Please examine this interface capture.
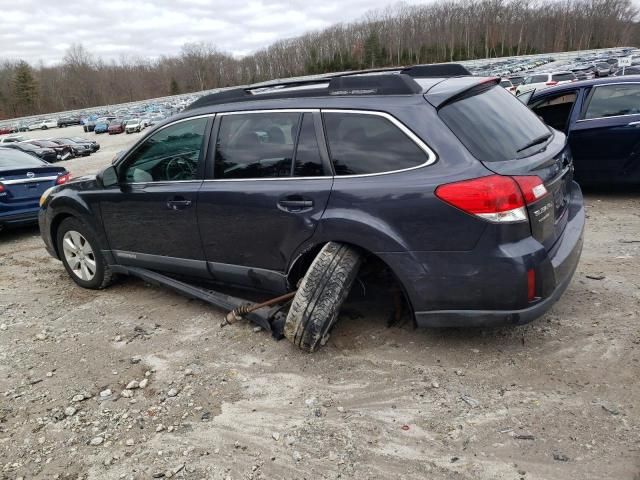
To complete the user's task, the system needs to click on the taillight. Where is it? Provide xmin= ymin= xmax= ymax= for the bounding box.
xmin=0 ymin=182 xmax=5 ymax=193
xmin=545 ymin=81 xmax=558 ymax=86
xmin=56 ymin=173 xmax=71 ymax=185
xmin=435 ymin=175 xmax=547 ymax=223
xmin=527 ymin=269 xmax=537 ymax=302
xmin=512 ymin=176 xmax=548 ymax=204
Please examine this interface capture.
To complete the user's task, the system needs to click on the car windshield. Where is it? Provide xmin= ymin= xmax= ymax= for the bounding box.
xmin=0 ymin=149 xmax=46 ymax=168
xmin=439 ymin=84 xmax=552 ymax=162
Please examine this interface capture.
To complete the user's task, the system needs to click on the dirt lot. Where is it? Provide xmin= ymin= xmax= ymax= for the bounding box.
xmin=1 ymin=126 xmax=639 ymax=479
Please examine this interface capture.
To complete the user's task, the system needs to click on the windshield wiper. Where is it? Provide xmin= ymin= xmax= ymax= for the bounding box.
xmin=516 ymin=133 xmax=552 ymax=153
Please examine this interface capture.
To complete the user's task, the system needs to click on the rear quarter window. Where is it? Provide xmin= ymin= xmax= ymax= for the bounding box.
xmin=323 ymin=112 xmax=428 ymax=175
xmin=439 ymin=84 xmax=552 ymax=162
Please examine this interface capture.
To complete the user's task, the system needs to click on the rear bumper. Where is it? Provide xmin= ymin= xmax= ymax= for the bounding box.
xmin=384 ymin=182 xmax=585 ymax=328
xmin=0 ymin=210 xmax=39 ymax=228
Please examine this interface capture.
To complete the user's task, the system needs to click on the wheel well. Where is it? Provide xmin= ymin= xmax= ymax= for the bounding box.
xmin=50 ymin=213 xmax=74 ymax=258
xmin=287 ymin=242 xmax=415 ymax=318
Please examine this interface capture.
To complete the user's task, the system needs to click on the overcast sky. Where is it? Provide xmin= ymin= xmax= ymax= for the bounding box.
xmin=0 ymin=0 xmax=427 ymax=66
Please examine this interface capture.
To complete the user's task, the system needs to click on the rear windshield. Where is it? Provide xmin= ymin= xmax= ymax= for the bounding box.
xmin=0 ymin=149 xmax=46 ymax=168
xmin=529 ymin=75 xmax=549 ymax=83
xmin=439 ymin=85 xmax=551 ymax=162
xmin=552 ymin=73 xmax=576 ymax=82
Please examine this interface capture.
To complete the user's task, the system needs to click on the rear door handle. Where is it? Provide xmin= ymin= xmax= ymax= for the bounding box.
xmin=166 ymin=198 xmax=192 ymax=210
xmin=277 ymin=197 xmax=314 ymax=213
xmin=627 ymin=121 xmax=640 ymax=126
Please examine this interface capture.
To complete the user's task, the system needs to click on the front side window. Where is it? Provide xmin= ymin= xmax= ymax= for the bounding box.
xmin=323 ymin=112 xmax=427 ymax=175
xmin=531 ymin=92 xmax=577 ymax=131
xmin=122 ymin=117 xmax=208 ymax=183
xmin=214 ymin=112 xmax=300 ymax=179
xmin=584 ymin=84 xmax=640 ymax=119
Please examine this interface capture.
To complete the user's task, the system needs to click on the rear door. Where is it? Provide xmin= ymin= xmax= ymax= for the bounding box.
xmin=197 ymin=110 xmax=332 ymax=292
xmin=100 ymin=116 xmax=212 ymax=276
xmin=569 ymin=82 xmax=640 ymax=184
xmin=438 ymin=84 xmax=573 ymax=251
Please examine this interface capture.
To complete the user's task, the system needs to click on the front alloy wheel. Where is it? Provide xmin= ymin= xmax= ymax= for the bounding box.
xmin=56 ymin=217 xmax=113 ymax=289
xmin=62 ymin=231 xmax=96 ymax=281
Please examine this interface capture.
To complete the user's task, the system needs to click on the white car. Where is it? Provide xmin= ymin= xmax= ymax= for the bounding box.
xmin=515 ymin=72 xmax=577 ymax=96
xmin=28 ymin=119 xmax=57 ymax=130
xmin=125 ymin=119 xmax=143 ymax=134
xmin=499 ymin=78 xmax=517 ymax=95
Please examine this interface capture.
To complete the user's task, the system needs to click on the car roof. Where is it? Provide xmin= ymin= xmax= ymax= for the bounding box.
xmin=182 ymin=76 xmax=497 ymax=118
xmin=531 ymin=75 xmax=640 ymax=99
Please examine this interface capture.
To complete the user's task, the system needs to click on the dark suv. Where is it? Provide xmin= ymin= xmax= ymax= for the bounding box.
xmin=38 ymin=65 xmax=585 ymax=352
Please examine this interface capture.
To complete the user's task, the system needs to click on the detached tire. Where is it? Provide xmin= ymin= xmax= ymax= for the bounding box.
xmin=56 ymin=217 xmax=113 ymax=290
xmin=284 ymin=242 xmax=362 ymax=352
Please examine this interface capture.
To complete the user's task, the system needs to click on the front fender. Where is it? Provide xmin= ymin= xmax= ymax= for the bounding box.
xmin=43 ymin=186 xmax=110 ymax=257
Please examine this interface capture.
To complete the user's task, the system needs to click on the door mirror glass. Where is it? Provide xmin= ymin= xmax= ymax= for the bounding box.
xmin=99 ymin=165 xmax=119 ymax=188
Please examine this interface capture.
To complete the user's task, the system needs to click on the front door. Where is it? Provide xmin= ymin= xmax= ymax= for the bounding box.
xmin=100 ymin=116 xmax=213 ymax=276
xmin=197 ymin=110 xmax=333 ymax=292
xmin=570 ymin=83 xmax=640 ymax=184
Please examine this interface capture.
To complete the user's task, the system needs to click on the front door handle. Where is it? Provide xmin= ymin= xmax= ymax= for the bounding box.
xmin=166 ymin=198 xmax=192 ymax=210
xmin=627 ymin=121 xmax=640 ymax=127
xmin=277 ymin=196 xmax=314 ymax=213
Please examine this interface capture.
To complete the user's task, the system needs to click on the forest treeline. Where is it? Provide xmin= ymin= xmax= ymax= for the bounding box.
xmin=1 ymin=0 xmax=638 ymax=118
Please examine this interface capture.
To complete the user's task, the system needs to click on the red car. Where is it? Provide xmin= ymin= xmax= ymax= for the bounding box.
xmin=0 ymin=125 xmax=13 ymax=135
xmin=108 ymin=120 xmax=125 ymax=135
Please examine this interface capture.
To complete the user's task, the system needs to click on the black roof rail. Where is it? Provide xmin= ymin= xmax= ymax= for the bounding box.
xmin=402 ymin=63 xmax=472 ymax=77
xmin=328 ymin=74 xmax=421 ymax=95
xmin=186 ymin=63 xmax=471 ymax=110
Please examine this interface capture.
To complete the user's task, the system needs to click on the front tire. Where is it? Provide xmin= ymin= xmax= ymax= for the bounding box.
xmin=284 ymin=242 xmax=362 ymax=352
xmin=56 ymin=218 xmax=113 ymax=289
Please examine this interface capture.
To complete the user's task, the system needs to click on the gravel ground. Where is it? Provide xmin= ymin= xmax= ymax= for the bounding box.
xmin=1 ymin=125 xmax=639 ymax=479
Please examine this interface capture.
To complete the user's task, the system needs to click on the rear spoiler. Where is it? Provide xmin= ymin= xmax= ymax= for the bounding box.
xmin=424 ymin=77 xmax=500 ymax=108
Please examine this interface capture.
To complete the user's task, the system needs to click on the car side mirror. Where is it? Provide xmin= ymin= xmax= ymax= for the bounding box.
xmin=98 ymin=165 xmax=119 ymax=188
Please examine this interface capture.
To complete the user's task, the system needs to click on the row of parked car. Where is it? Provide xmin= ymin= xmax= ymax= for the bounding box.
xmin=0 ymin=96 xmax=199 ymax=137
xmin=0 ymin=135 xmax=99 ymax=162
xmin=83 ymin=115 xmax=162 ymax=135
xmin=495 ymin=49 xmax=640 ymax=97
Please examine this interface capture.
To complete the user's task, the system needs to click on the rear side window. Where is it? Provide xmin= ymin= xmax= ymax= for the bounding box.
xmin=215 ymin=112 xmax=300 ymax=179
xmin=552 ymin=73 xmax=576 ymax=82
xmin=439 ymin=85 xmax=551 ymax=162
xmin=584 ymin=84 xmax=640 ymax=119
xmin=323 ymin=112 xmax=427 ymax=175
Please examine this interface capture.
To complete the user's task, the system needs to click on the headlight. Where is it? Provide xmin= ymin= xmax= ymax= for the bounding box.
xmin=39 ymin=187 xmax=55 ymax=207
